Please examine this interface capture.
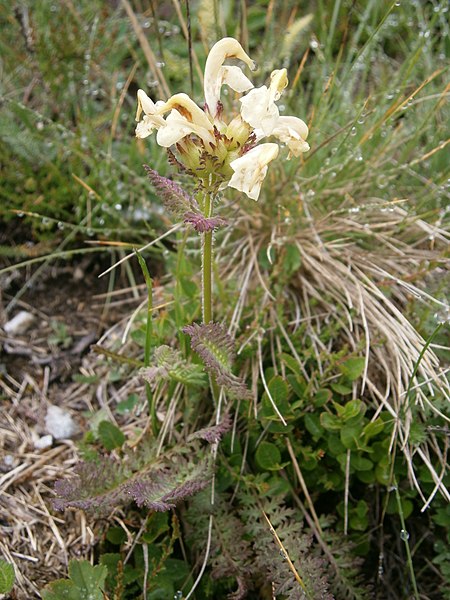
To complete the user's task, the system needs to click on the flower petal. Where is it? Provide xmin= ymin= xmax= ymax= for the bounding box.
xmin=135 ymin=90 xmax=166 ymax=138
xmin=228 ymin=143 xmax=279 ymax=201
xmin=204 ymin=37 xmax=256 ymax=117
xmin=155 ymin=110 xmax=201 ymax=147
xmin=156 ymin=93 xmax=215 ymax=147
xmin=136 ymin=115 xmax=159 ymax=139
xmin=240 ymin=86 xmax=279 ymax=135
xmin=220 ymin=66 xmax=254 ymax=93
xmin=239 ymin=68 xmax=289 ymax=136
xmin=271 ymin=116 xmax=310 ymax=157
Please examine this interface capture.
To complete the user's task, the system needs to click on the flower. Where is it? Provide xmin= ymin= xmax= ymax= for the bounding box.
xmin=271 ymin=116 xmax=310 ymax=157
xmin=239 ymin=69 xmax=289 ymax=135
xmin=135 ymin=37 xmax=309 ymax=200
xmin=203 ymin=37 xmax=256 ymax=118
xmin=228 ymin=143 xmax=279 ymax=201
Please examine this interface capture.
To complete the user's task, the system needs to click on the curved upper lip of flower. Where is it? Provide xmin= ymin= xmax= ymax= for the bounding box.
xmin=203 ymin=37 xmax=257 ymax=118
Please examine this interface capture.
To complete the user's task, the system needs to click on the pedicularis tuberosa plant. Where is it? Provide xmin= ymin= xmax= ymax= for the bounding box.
xmin=53 ymin=38 xmax=310 ymax=523
xmin=136 ymin=37 xmax=309 ymax=404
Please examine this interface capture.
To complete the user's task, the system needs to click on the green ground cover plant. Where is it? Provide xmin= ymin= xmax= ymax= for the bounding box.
xmin=1 ymin=1 xmax=449 ymax=599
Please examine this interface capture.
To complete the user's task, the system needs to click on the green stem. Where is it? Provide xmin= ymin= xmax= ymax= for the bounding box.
xmin=202 ymin=193 xmax=213 ymax=325
xmin=393 ymin=479 xmax=420 ymax=600
xmin=201 ymin=192 xmax=220 ymax=402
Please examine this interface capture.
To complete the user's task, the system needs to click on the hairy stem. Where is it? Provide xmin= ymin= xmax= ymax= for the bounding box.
xmin=201 ymin=191 xmax=220 ymax=403
xmin=202 ymin=193 xmax=213 ymax=324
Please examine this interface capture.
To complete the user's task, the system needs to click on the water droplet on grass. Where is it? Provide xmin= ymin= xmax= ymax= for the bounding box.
xmin=400 ymin=529 xmax=409 ymax=541
xmin=377 ymin=175 xmax=387 ymax=189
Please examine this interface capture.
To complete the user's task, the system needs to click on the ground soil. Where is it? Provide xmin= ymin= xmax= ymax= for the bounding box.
xmin=0 ymin=254 xmax=142 ymax=598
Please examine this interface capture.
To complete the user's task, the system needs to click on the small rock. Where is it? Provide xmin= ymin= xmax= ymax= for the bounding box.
xmin=45 ymin=405 xmax=77 ymax=439
xmin=34 ymin=434 xmax=54 ymax=450
xmin=3 ymin=311 xmax=35 ymax=335
xmin=3 ymin=455 xmax=14 ymax=467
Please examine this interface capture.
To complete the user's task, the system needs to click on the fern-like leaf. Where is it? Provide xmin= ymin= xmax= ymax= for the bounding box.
xmin=53 ymin=439 xmax=212 ymax=517
xmin=240 ymin=495 xmax=333 ymax=600
xmin=182 ymin=322 xmax=252 ymax=400
xmin=189 ymin=414 xmax=233 ymax=444
xmin=143 ymin=165 xmax=195 ymax=218
xmin=141 ymin=345 xmax=206 ymax=387
xmin=127 ymin=458 xmax=211 ymax=511
xmin=184 ymin=212 xmax=228 ymax=232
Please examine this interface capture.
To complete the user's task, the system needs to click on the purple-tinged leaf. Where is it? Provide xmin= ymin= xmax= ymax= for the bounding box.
xmin=184 ymin=212 xmax=228 ymax=233
xmin=189 ymin=414 xmax=233 ymax=444
xmin=143 ymin=165 xmax=195 ymax=218
xmin=182 ymin=323 xmax=252 ymax=400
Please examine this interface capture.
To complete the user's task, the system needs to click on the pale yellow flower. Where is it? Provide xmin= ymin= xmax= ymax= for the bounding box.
xmin=271 ymin=116 xmax=310 ymax=157
xmin=203 ymin=37 xmax=256 ymax=118
xmin=135 ymin=38 xmax=309 ymax=199
xmin=228 ymin=143 xmax=279 ymax=201
xmin=239 ymin=69 xmax=289 ymax=135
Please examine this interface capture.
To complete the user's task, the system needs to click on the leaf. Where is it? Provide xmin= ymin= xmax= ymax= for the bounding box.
xmin=41 ymin=560 xmax=107 ymax=600
xmin=255 ymin=442 xmax=282 ymax=470
xmin=0 ymin=559 xmax=15 ymax=594
xmin=262 ymin=376 xmax=291 ymax=419
xmin=331 ymin=382 xmax=352 ymax=395
xmin=183 ymin=322 xmax=251 ymax=399
xmin=69 ymin=561 xmax=108 ymax=598
xmin=116 ymin=393 xmax=139 ymax=415
xmin=339 ymin=357 xmax=366 ymax=381
xmin=281 ymin=352 xmax=303 ymax=376
xmin=342 ymin=399 xmax=365 ymax=421
xmin=268 ymin=376 xmax=289 ymax=404
xmin=143 ymin=165 xmax=194 ymax=218
xmin=362 ymin=418 xmax=385 ymax=441
xmin=320 ymin=412 xmax=341 ymax=431
xmin=314 ymin=388 xmax=332 ymax=407
xmin=304 ymin=413 xmax=323 ymax=438
xmin=106 ymin=527 xmax=127 ymax=545
xmin=351 ymin=455 xmax=373 ymax=471
xmin=41 ymin=580 xmax=79 ymax=600
xmin=98 ymin=420 xmax=126 ymax=451
xmin=283 ymin=244 xmax=302 ymax=275
xmin=340 ymin=424 xmax=361 ymax=449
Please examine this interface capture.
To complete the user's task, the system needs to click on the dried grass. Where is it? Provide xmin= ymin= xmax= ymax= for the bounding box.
xmin=224 ymin=199 xmax=450 ymax=505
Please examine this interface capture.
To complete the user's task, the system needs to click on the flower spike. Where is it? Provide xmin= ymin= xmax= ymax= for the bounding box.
xmin=135 ymin=37 xmax=309 ymax=201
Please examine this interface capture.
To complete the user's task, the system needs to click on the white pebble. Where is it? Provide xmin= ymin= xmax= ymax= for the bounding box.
xmin=34 ymin=434 xmax=54 ymax=450
xmin=45 ymin=405 xmax=77 ymax=439
xmin=3 ymin=311 xmax=35 ymax=335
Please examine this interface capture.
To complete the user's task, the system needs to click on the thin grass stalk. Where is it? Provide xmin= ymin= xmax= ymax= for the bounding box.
xmin=393 ymin=480 xmax=420 ymax=600
xmin=135 ymin=250 xmax=157 ymax=434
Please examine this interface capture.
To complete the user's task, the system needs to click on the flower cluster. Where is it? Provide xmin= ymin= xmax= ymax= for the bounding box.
xmin=135 ymin=37 xmax=309 ymax=201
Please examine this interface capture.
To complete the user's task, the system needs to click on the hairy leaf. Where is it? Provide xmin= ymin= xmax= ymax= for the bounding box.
xmin=183 ymin=322 xmax=252 ymax=400
xmin=127 ymin=459 xmax=212 ymax=511
xmin=53 ymin=438 xmax=212 ymax=516
xmin=143 ymin=165 xmax=195 ymax=218
xmin=184 ymin=212 xmax=228 ymax=232
xmin=189 ymin=414 xmax=233 ymax=444
xmin=141 ymin=345 xmax=206 ymax=387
